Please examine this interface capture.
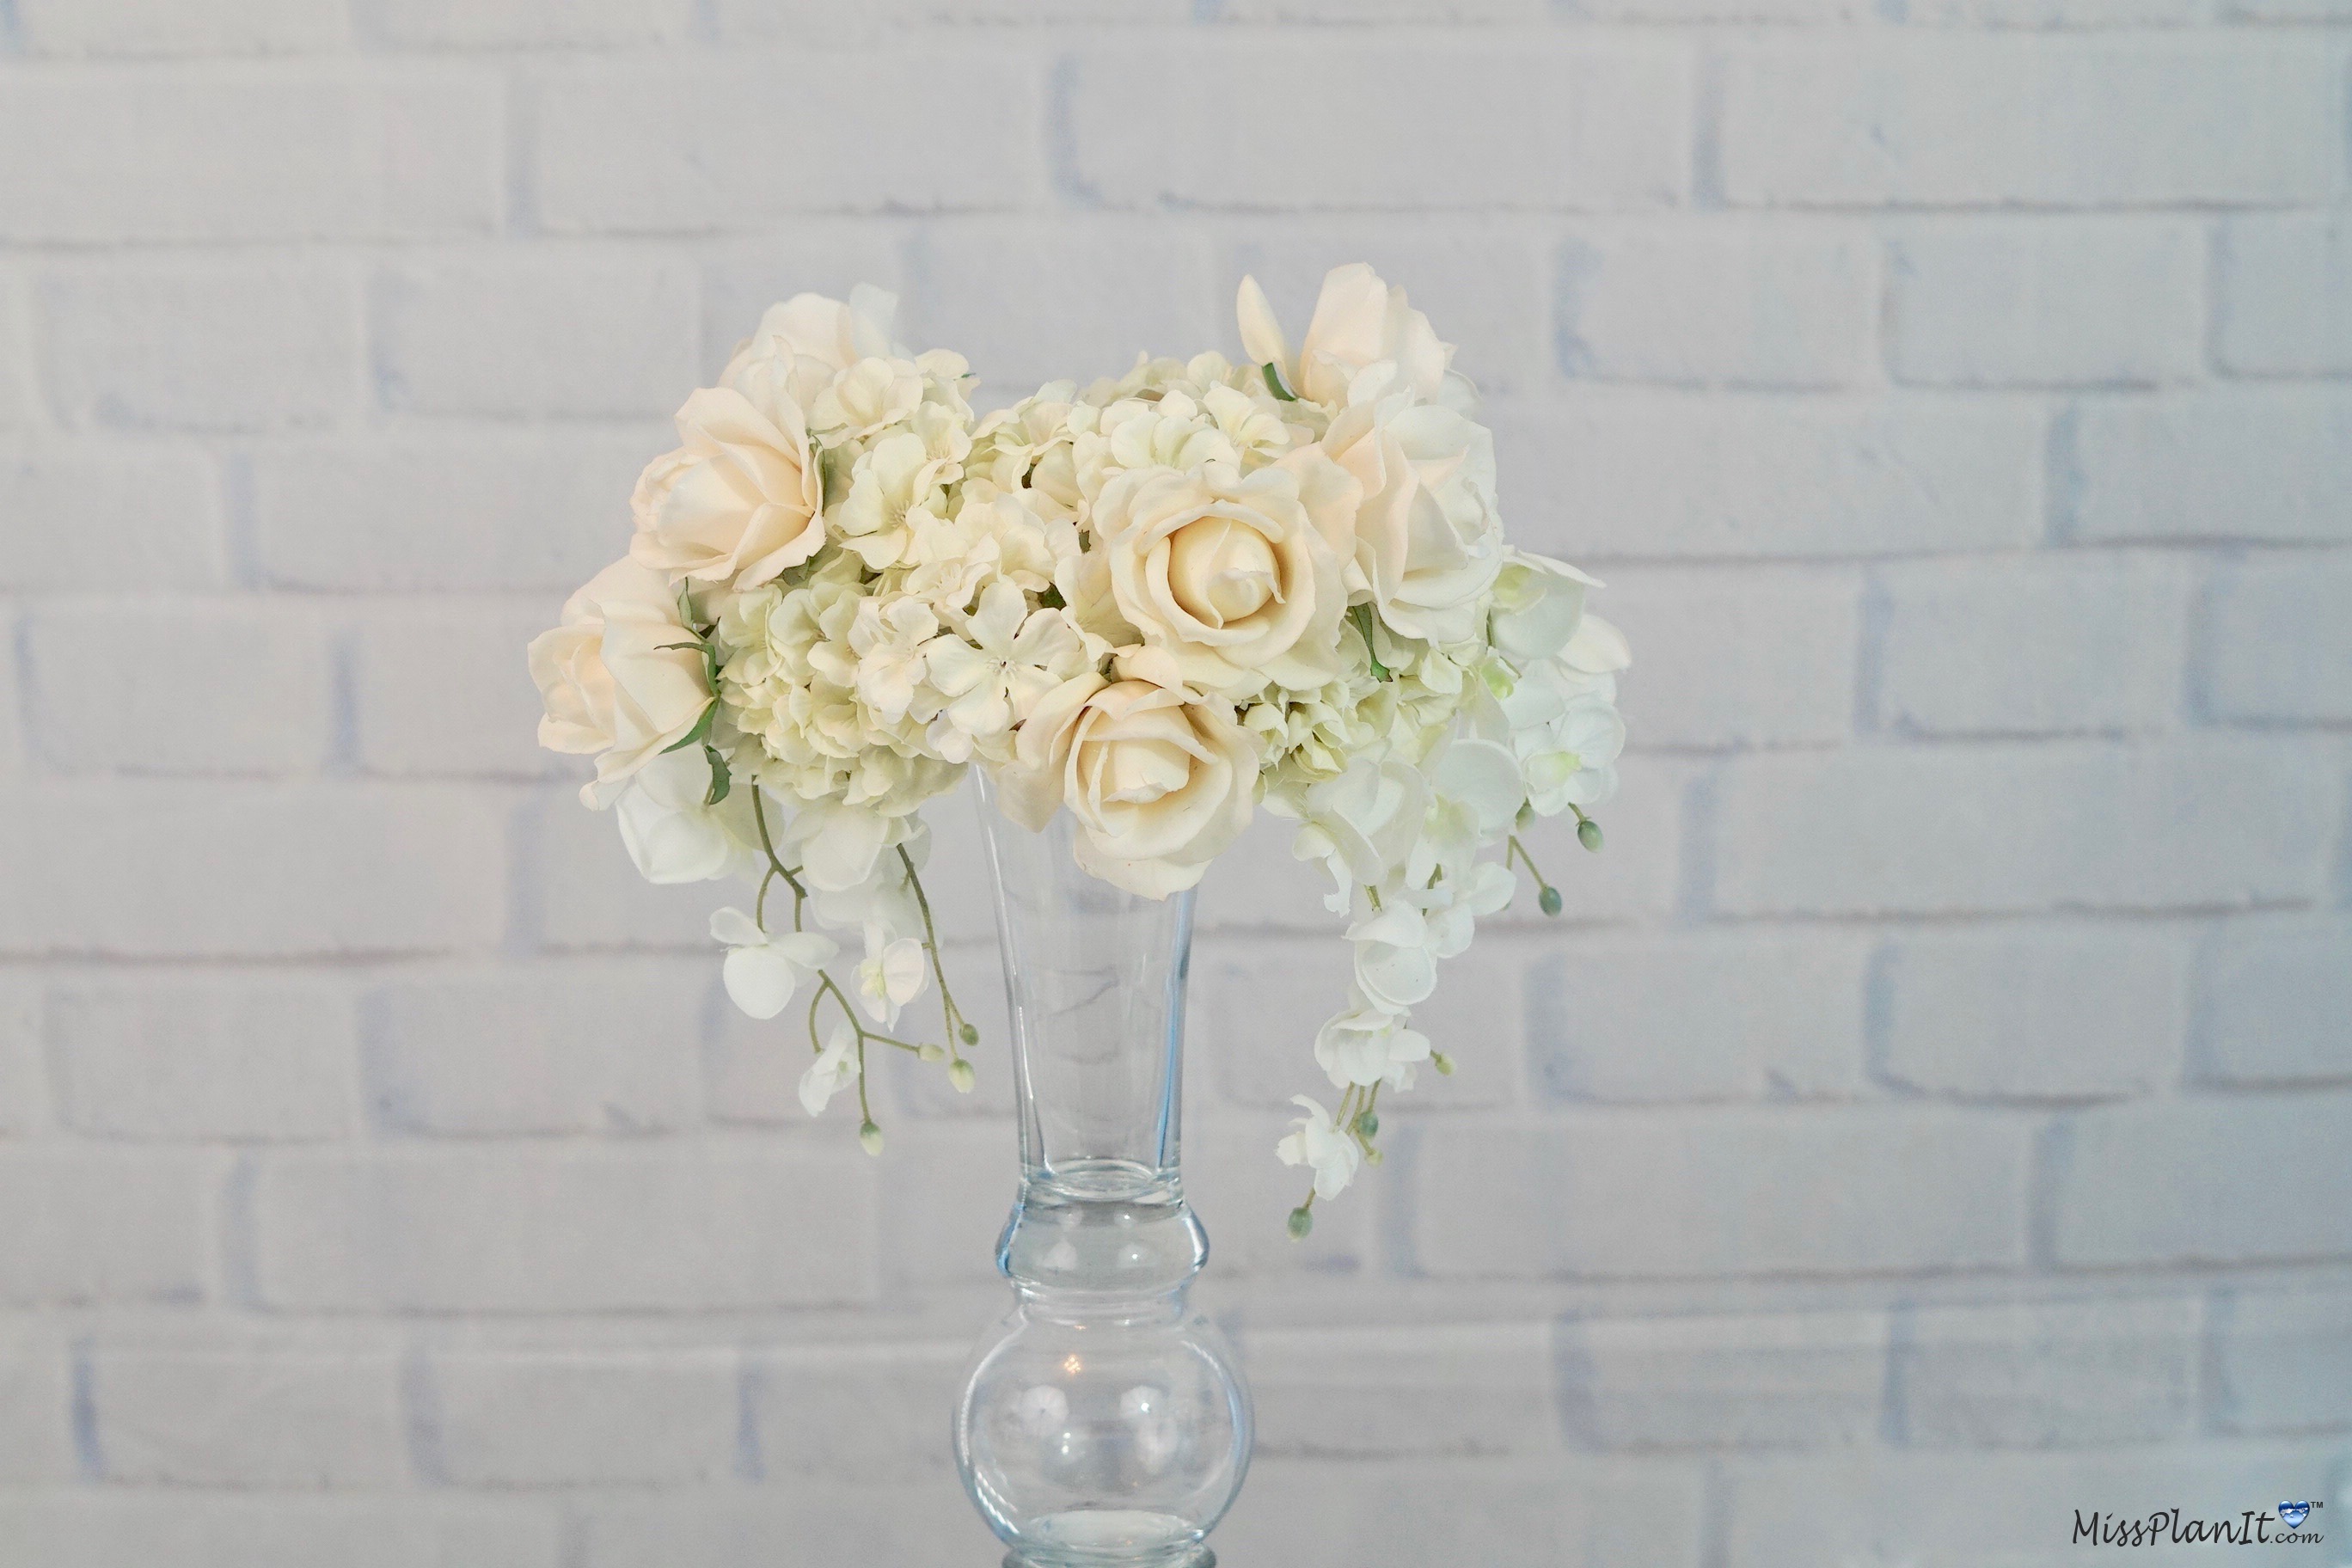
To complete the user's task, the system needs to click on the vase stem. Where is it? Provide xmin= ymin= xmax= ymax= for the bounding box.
xmin=955 ymin=783 xmax=1251 ymax=1568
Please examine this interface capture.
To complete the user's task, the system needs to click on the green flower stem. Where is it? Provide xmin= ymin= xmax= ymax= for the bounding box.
xmin=748 ymin=788 xmax=809 ymax=931
xmin=897 ymin=846 xmax=972 ymax=1059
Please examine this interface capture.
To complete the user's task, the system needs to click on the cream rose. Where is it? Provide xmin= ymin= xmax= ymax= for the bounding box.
xmin=721 ymin=285 xmax=898 ymax=408
xmin=629 ymin=386 xmax=824 ymax=589
xmin=528 ymin=557 xmax=713 ymax=807
xmin=1319 ymin=396 xmax=1504 ymax=646
xmin=1094 ymin=463 xmax=1345 ymax=695
xmin=1237 ymin=263 xmax=1455 ymax=408
xmin=995 ymin=674 xmax=1257 ymax=898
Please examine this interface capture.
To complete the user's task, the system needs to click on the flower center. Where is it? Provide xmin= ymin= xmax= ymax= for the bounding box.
xmin=1167 ymin=515 xmax=1278 ymax=628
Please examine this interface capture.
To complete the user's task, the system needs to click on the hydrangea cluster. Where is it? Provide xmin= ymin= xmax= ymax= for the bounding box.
xmin=530 ymin=267 xmax=1629 ymax=1222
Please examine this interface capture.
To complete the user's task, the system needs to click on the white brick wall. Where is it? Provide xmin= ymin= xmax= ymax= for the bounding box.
xmin=0 ymin=3 xmax=2343 ymax=1562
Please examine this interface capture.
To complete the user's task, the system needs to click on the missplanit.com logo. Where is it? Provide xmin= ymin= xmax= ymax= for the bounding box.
xmin=2073 ymin=1500 xmax=2324 ymax=1547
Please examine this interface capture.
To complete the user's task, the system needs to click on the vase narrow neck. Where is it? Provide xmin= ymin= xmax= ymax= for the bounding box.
xmin=977 ymin=784 xmax=1196 ymax=1194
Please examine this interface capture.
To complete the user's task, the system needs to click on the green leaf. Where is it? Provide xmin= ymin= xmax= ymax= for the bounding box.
xmin=1351 ymin=603 xmax=1391 ymax=682
xmin=702 ymin=744 xmax=732 ymax=806
xmin=1261 ymin=362 xmax=1299 ymax=402
xmin=660 ymin=701 xmax=717 ymax=754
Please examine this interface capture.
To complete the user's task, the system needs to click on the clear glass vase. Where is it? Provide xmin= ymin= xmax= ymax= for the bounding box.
xmin=955 ymin=786 xmax=1253 ymax=1568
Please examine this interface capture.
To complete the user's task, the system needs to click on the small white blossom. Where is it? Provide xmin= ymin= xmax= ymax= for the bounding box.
xmin=709 ymin=908 xmax=836 ymax=1020
xmin=1314 ymin=1008 xmax=1432 ymax=1091
xmin=855 ymin=924 xmax=927 ymax=1027
xmin=798 ymin=1020 xmax=861 ymax=1117
xmin=1275 ymin=1095 xmax=1362 ymax=1202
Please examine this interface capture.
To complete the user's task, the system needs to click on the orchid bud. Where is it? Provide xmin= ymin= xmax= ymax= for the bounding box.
xmin=1286 ymin=1206 xmax=1314 ymax=1240
xmin=950 ymin=1058 xmax=977 ymax=1093
xmin=1432 ymin=1051 xmax=1455 ymax=1076
xmin=1577 ymin=818 xmax=1604 ymax=853
xmin=859 ymin=1121 xmax=885 ymax=1156
xmin=1538 ymin=885 xmax=1564 ymax=916
xmin=959 ymin=1021 xmax=980 ymax=1046
xmin=919 ymin=1043 xmax=946 ymax=1063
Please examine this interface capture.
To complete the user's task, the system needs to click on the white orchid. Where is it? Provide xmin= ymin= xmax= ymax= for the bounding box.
xmin=1345 ymin=902 xmax=1440 ymax=1014
xmin=709 ymin=908 xmax=837 ymax=1020
xmin=1284 ymin=757 xmax=1429 ymax=914
xmin=855 ymin=924 xmax=927 ymax=1027
xmin=1314 ymin=1008 xmax=1432 ymax=1092
xmin=798 ymin=1020 xmax=862 ymax=1117
xmin=1275 ymin=1095 xmax=1363 ymax=1203
xmin=614 ymin=748 xmax=755 ymax=885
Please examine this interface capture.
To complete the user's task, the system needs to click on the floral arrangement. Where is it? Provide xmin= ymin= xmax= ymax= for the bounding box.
xmin=529 ymin=266 xmax=1629 ymax=1230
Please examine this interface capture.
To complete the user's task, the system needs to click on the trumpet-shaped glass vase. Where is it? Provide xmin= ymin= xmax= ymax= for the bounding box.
xmin=955 ymin=790 xmax=1252 ymax=1568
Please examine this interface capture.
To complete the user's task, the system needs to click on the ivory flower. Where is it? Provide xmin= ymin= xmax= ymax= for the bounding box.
xmin=997 ymin=674 xmax=1258 ymax=899
xmin=1285 ymin=757 xmax=1428 ymax=913
xmin=615 ymin=748 xmax=755 ymax=884
xmin=629 ymin=386 xmax=824 ymax=588
xmin=1237 ymin=263 xmax=1455 ymax=408
xmin=856 ymin=925 xmax=927 ymax=1026
xmin=1314 ymin=1008 xmax=1433 ymax=1092
xmin=527 ymin=557 xmax=712 ymax=806
xmin=723 ymin=285 xmax=899 ymax=407
xmin=710 ymin=908 xmax=837 ymax=1020
xmin=1489 ymin=551 xmax=1602 ymax=666
xmin=922 ymin=581 xmax=1095 ymax=763
xmin=1346 ymin=903 xmax=1439 ymax=1013
xmin=799 ymin=1020 xmax=862 ymax=1117
xmin=1275 ymin=1095 xmax=1362 ymax=1202
xmin=1095 ymin=462 xmax=1345 ymax=694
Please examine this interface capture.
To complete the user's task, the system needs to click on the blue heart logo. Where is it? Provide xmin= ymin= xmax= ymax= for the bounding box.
xmin=2280 ymin=1502 xmax=2310 ymax=1528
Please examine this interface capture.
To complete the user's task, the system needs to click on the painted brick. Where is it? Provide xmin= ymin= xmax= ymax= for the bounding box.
xmin=0 ymin=70 xmax=501 ymax=243
xmin=0 ymin=1344 xmax=77 ymax=1481
xmin=528 ymin=785 xmax=720 ymax=951
xmin=2211 ymin=1288 xmax=2352 ymax=1435
xmin=1557 ymin=1310 xmax=1887 ymax=1449
xmin=572 ymin=1485 xmax=986 ymax=1568
xmin=745 ymin=1343 xmax=964 ymax=1480
xmin=16 ymin=0 xmax=352 ymax=53
xmin=0 ymin=977 xmax=48 ymax=1134
xmin=0 ymin=1152 xmax=213 ymax=1304
xmin=0 ymin=450 xmax=225 ymax=589
xmin=352 ymin=598 xmax=569 ymax=778
xmin=250 ymin=430 xmax=665 ymax=591
xmin=253 ymin=1149 xmax=875 ymax=1310
xmin=2203 ymin=554 xmax=2352 ymax=725
xmin=356 ymin=0 xmax=697 ymax=46
xmin=1875 ymin=554 xmax=2190 ymax=737
xmin=359 ymin=962 xmax=704 ymax=1135
xmin=1895 ymin=1297 xmax=2200 ymax=1448
xmin=1878 ymin=928 xmax=2187 ymax=1100
xmin=372 ymin=256 xmax=701 ymax=419
xmin=2051 ymin=1092 xmax=2352 ymax=1267
xmin=1251 ymin=1324 xmax=1559 ymax=1459
xmin=1489 ymin=395 xmax=2041 ymax=561
xmin=0 ymin=782 xmax=507 ymax=957
xmin=908 ymin=223 xmax=1219 ymax=401
xmin=2066 ymin=389 xmax=2352 ymax=544
xmin=0 ymin=279 xmax=29 ymax=432
xmin=49 ymin=976 xmax=356 ymax=1140
xmin=1067 ymin=42 xmax=1690 ymax=211
xmin=526 ymin=53 xmax=1044 ymax=232
xmin=1528 ymin=933 xmax=1871 ymax=1104
xmin=1712 ymin=740 xmax=2333 ymax=917
xmin=1599 ymin=567 xmax=1859 ymax=749
xmin=698 ymin=231 xmax=909 ymax=374
xmin=1890 ymin=220 xmax=2202 ymax=387
xmin=1221 ymin=0 xmax=1547 ymax=16
xmin=1723 ymin=1442 xmax=2340 ymax=1568
xmin=426 ymin=1351 xmax=738 ymax=1485
xmin=1906 ymin=0 xmax=2208 ymax=22
xmin=1412 ymin=1111 xmax=2030 ymax=1278
xmin=90 ymin=1348 xmax=407 ymax=1486
xmin=0 ymin=625 xmax=21 ymax=784
xmin=868 ymin=1120 xmax=1022 ymax=1294
xmin=24 ymin=600 xmax=333 ymax=774
xmin=0 ymin=1498 xmax=562 ymax=1568
xmin=2218 ymin=213 xmax=2352 ymax=374
xmin=40 ymin=262 xmax=358 ymax=432
xmin=1719 ymin=40 xmax=2340 ymax=207
xmin=1218 ymin=1455 xmax=1708 ymax=1568
xmin=1557 ymin=224 xmax=1875 ymax=389
xmin=2196 ymin=919 xmax=2352 ymax=1087
xmin=1228 ymin=224 xmax=1550 ymax=395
